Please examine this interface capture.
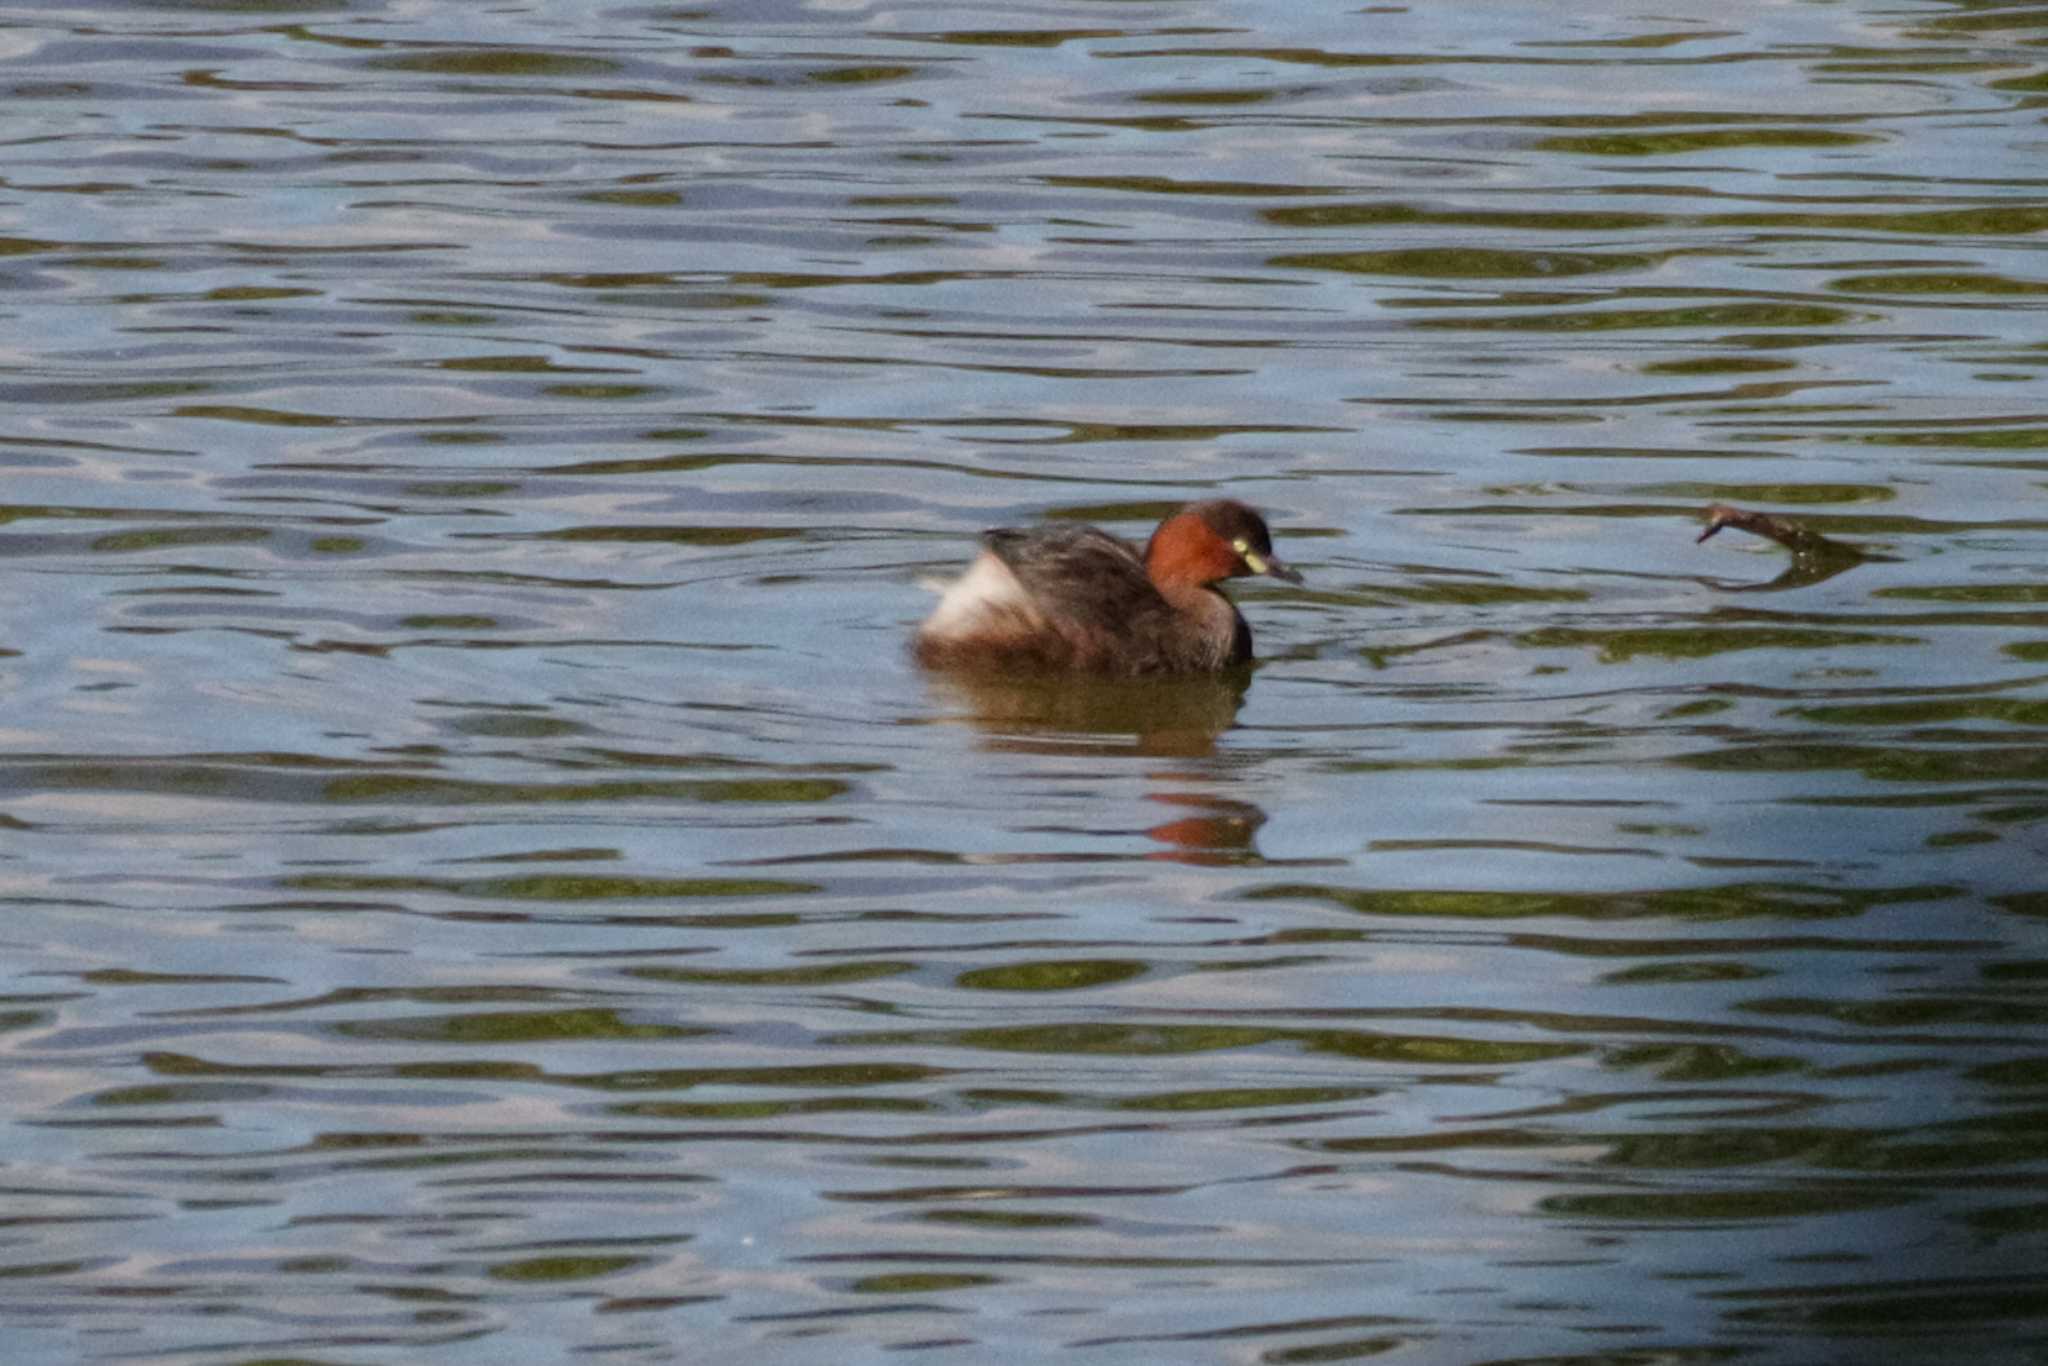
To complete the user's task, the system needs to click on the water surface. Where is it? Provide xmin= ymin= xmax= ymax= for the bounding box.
xmin=3 ymin=0 xmax=2047 ymax=1361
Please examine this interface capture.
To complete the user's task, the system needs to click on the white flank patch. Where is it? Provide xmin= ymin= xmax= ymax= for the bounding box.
xmin=919 ymin=552 xmax=1035 ymax=638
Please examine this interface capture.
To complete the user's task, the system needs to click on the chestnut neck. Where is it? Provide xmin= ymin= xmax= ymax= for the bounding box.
xmin=1144 ymin=512 xmax=1237 ymax=591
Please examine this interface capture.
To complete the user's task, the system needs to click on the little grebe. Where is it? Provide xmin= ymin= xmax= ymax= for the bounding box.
xmin=915 ymin=499 xmax=1302 ymax=675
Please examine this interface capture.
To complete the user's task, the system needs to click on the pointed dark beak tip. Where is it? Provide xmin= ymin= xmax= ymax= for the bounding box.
xmin=1270 ymin=561 xmax=1305 ymax=586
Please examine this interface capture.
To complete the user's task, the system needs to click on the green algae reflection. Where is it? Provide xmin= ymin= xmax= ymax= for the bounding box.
xmin=338 ymin=1008 xmax=695 ymax=1044
xmin=1542 ymin=1186 xmax=1906 ymax=1220
xmin=1239 ymin=882 xmax=1949 ymax=921
xmin=849 ymin=1272 xmax=1000 ymax=1294
xmin=613 ymin=1095 xmax=931 ymax=1121
xmin=625 ymin=961 xmax=913 ymax=987
xmin=1412 ymin=302 xmax=1856 ymax=333
xmin=366 ymin=50 xmax=622 ymax=78
xmin=489 ymin=1255 xmax=646 ymax=1282
xmin=1788 ymin=697 xmax=2048 ymax=727
xmin=1536 ymin=128 xmax=1875 ymax=155
xmin=1832 ymin=272 xmax=2048 ymax=296
xmin=1264 ymin=203 xmax=1667 ymax=231
xmin=1515 ymin=624 xmax=1906 ymax=662
xmin=1114 ymin=1085 xmax=1377 ymax=1112
xmin=1269 ymin=246 xmax=1662 ymax=278
xmin=91 ymin=526 xmax=271 ymax=554
xmin=919 ymin=1209 xmax=1093 ymax=1230
xmin=580 ymin=1062 xmax=943 ymax=1093
xmin=320 ymin=774 xmax=847 ymax=804
xmin=284 ymin=872 xmax=818 ymax=900
xmin=1604 ymin=1041 xmax=1800 ymax=1081
xmin=1642 ymin=355 xmax=1798 ymax=376
xmin=834 ymin=1021 xmax=1581 ymax=1066
xmin=955 ymin=959 xmax=1146 ymax=991
xmin=1601 ymin=960 xmax=1771 ymax=986
xmin=1043 ymin=173 xmax=1340 ymax=196
xmin=1265 ymin=200 xmax=2048 ymax=237
xmin=1878 ymin=583 xmax=2048 ymax=604
xmin=805 ymin=64 xmax=916 ymax=85
xmin=1677 ymin=743 xmax=2048 ymax=783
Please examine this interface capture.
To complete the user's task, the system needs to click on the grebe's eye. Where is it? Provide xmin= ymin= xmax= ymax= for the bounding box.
xmin=1233 ymin=537 xmax=1276 ymax=575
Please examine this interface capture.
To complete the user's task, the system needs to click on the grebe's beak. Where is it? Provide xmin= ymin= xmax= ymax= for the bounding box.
xmin=1241 ymin=548 xmax=1303 ymax=585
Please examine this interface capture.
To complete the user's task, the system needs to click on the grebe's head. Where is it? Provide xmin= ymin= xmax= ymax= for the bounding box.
xmin=1145 ymin=500 xmax=1303 ymax=589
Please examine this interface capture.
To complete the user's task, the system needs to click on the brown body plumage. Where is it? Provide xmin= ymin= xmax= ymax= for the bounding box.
xmin=914 ymin=500 xmax=1301 ymax=676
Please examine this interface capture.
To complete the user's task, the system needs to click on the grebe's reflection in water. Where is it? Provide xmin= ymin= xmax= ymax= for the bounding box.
xmin=921 ymin=668 xmax=1251 ymax=759
xmin=919 ymin=670 xmax=1276 ymax=866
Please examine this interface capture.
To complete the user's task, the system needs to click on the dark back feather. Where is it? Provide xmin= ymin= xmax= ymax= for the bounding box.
xmin=984 ymin=524 xmax=1158 ymax=639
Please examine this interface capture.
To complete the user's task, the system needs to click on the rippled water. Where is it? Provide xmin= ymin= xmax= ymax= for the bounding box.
xmin=5 ymin=0 xmax=2048 ymax=1361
